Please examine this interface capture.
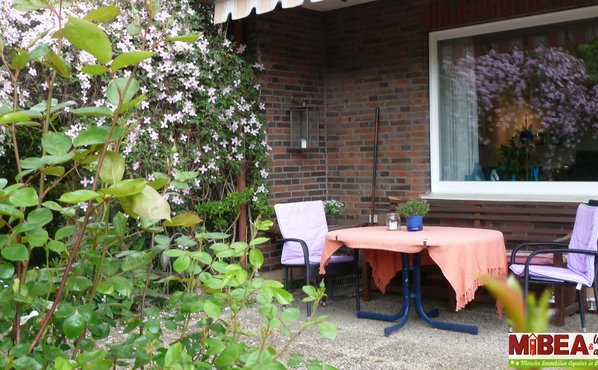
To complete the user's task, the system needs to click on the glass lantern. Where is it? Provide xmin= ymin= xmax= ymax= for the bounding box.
xmin=290 ymin=106 xmax=318 ymax=149
xmin=386 ymin=212 xmax=400 ymax=231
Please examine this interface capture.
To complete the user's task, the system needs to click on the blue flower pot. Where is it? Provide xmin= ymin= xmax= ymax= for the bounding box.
xmin=406 ymin=215 xmax=424 ymax=232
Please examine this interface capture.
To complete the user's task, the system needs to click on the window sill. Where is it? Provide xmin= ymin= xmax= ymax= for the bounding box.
xmin=423 ymin=192 xmax=593 ymax=203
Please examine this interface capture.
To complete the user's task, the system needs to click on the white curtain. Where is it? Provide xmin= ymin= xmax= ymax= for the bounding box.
xmin=438 ymin=39 xmax=480 ymax=181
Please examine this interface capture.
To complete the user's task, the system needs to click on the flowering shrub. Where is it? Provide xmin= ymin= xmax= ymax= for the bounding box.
xmin=445 ymin=44 xmax=598 ymax=169
xmin=0 ymin=0 xmax=271 ymax=233
xmin=0 ymin=2 xmax=335 ymax=369
xmin=323 ymin=199 xmax=344 ymax=216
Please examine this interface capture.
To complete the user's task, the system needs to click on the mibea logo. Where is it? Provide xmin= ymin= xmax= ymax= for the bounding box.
xmin=508 ymin=333 xmax=598 ymax=368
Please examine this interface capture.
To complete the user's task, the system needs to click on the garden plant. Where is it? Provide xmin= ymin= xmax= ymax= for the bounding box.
xmin=0 ymin=1 xmax=337 ymax=369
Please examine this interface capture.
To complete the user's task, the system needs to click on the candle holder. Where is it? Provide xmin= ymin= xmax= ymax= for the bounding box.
xmin=386 ymin=212 xmax=400 ymax=231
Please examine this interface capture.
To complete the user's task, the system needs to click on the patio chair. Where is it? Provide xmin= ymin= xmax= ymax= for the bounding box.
xmin=509 ymin=202 xmax=598 ymax=332
xmin=274 ymin=200 xmax=360 ymax=317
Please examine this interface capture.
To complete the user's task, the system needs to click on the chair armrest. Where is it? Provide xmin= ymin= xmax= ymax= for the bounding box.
xmin=277 ymin=237 xmax=310 ymax=266
xmin=509 ymin=242 xmax=568 ymax=266
xmin=521 ymin=248 xmax=598 ymax=275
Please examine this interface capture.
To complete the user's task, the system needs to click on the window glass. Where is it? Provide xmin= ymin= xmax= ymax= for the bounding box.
xmin=437 ymin=18 xmax=598 ymax=183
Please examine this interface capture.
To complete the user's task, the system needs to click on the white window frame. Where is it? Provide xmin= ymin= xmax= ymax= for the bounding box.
xmin=428 ymin=5 xmax=598 ymax=201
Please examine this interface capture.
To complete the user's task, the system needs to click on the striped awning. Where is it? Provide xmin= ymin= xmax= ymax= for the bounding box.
xmin=214 ymin=0 xmax=327 ymax=24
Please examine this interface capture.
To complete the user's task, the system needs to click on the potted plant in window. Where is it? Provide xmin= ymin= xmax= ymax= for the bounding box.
xmin=323 ymin=199 xmax=344 ymax=225
xmin=397 ymin=199 xmax=430 ymax=231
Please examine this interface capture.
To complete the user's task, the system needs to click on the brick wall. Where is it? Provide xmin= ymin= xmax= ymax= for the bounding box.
xmin=238 ymin=0 xmax=598 ymax=269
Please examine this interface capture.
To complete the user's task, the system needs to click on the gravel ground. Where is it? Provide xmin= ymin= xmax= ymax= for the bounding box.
xmin=103 ymin=269 xmax=598 ymax=369
xmin=276 ymin=290 xmax=598 ymax=370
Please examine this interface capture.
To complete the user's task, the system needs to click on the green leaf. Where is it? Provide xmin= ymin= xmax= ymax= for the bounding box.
xmin=99 ymin=151 xmax=125 ymax=185
xmin=166 ymin=32 xmax=201 ymax=43
xmin=42 ymin=132 xmax=72 ymax=156
xmin=40 ymin=152 xmax=74 ymax=165
xmin=214 ymin=344 xmax=243 ymax=368
xmin=0 ymin=178 xmax=7 ymax=189
xmin=0 ymin=111 xmax=29 ymax=125
xmin=27 ymin=207 xmax=53 ymax=226
xmin=164 ymin=342 xmax=182 ymax=367
xmin=67 ymin=276 xmax=93 ymax=292
xmin=81 ymin=64 xmax=109 ymax=75
xmin=163 ymin=249 xmax=185 ymax=257
xmin=127 ymin=25 xmax=140 ymax=36
xmin=43 ymin=166 xmax=65 ymax=177
xmin=101 ymin=178 xmax=146 ymax=197
xmin=147 ymin=172 xmax=169 ymax=190
xmin=10 ymin=49 xmax=29 ymax=70
xmin=121 ymin=252 xmax=152 ymax=272
xmin=0 ymin=262 xmax=15 ymax=279
xmin=70 ymin=106 xmax=112 ymax=116
xmin=29 ymin=280 xmax=52 ymax=296
xmin=62 ymin=312 xmax=85 ymax=339
xmin=111 ymin=51 xmax=155 ymax=71
xmin=197 ymin=232 xmax=229 ymax=240
xmin=42 ymin=201 xmax=64 ymax=212
xmin=249 ymin=237 xmax=269 ymax=246
xmin=112 ymin=212 xmax=127 ymax=235
xmin=47 ymin=240 xmax=66 ymax=253
xmin=9 ymin=187 xmax=38 ymax=207
xmin=173 ymin=255 xmax=191 ymax=273
xmin=83 ymin=6 xmax=121 ymax=23
xmin=55 ymin=356 xmax=77 ymax=370
xmin=203 ymin=300 xmax=221 ymax=319
xmin=0 ymin=203 xmax=24 ymax=219
xmin=204 ymin=278 xmax=224 ymax=290
xmin=106 ymin=77 xmax=139 ymax=106
xmin=118 ymin=185 xmax=171 ymax=222
xmin=118 ymin=93 xmax=146 ymax=113
xmin=188 ymin=251 xmax=212 ymax=265
xmin=1 ymin=243 xmax=28 ymax=261
xmin=174 ymin=170 xmax=198 ymax=180
xmin=163 ymin=212 xmax=202 ymax=227
xmin=249 ymin=249 xmax=264 ymax=269
xmin=108 ymin=276 xmax=133 ymax=297
xmin=28 ymin=43 xmax=50 ymax=61
xmin=59 ymin=190 xmax=101 ymax=204
xmin=12 ymin=0 xmax=49 ymax=11
xmin=43 ymin=50 xmax=71 ymax=78
xmin=54 ymin=225 xmax=77 ymax=240
xmin=317 ymin=321 xmax=337 ymax=340
xmin=63 ymin=16 xmax=112 ymax=64
xmin=25 ymin=228 xmax=48 ymax=247
xmin=73 ymin=126 xmax=125 ymax=147
xmin=96 ymin=281 xmax=113 ymax=295
xmin=12 ymin=356 xmax=43 ymax=370
xmin=281 ymin=307 xmax=300 ymax=324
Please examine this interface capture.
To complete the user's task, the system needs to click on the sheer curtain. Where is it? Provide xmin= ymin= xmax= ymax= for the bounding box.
xmin=438 ymin=39 xmax=480 ymax=181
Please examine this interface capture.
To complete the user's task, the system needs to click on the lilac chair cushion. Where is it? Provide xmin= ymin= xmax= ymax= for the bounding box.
xmin=510 ymin=264 xmax=593 ymax=286
xmin=566 ymin=204 xmax=598 ymax=284
xmin=509 ymin=203 xmax=598 ymax=287
xmin=275 ymin=201 xmax=333 ymax=265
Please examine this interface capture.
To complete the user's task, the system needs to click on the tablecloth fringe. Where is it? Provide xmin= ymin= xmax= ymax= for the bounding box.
xmin=455 ymin=266 xmax=507 ymax=312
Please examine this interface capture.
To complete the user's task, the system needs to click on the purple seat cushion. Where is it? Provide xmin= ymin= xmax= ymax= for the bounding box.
xmin=510 ymin=264 xmax=592 ymax=286
xmin=510 ymin=203 xmax=598 ymax=287
xmin=507 ymin=249 xmax=554 ymax=266
xmin=275 ymin=200 xmax=329 ymax=265
xmin=282 ymin=254 xmax=354 ymax=266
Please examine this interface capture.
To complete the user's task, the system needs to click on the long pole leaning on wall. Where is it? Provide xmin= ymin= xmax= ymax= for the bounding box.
xmin=370 ymin=107 xmax=380 ymax=225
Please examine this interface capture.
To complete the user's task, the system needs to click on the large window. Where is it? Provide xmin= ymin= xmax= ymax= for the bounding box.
xmin=429 ymin=6 xmax=598 ymax=198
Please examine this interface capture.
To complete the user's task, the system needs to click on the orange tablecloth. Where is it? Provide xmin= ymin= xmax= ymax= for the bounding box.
xmin=320 ymin=226 xmax=508 ymax=311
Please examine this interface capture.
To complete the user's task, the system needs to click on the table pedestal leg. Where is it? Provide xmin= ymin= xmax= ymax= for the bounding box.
xmin=357 ymin=253 xmax=478 ymax=336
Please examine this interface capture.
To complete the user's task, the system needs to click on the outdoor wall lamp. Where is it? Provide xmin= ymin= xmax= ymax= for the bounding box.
xmin=289 ymin=104 xmax=318 ymax=150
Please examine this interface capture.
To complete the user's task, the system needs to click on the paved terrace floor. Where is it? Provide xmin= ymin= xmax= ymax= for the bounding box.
xmin=257 ymin=269 xmax=598 ymax=370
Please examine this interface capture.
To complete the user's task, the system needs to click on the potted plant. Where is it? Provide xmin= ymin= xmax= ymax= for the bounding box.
xmin=397 ymin=199 xmax=430 ymax=231
xmin=323 ymin=199 xmax=344 ymax=225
